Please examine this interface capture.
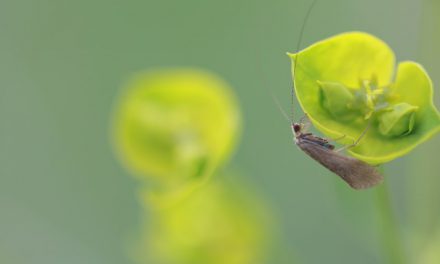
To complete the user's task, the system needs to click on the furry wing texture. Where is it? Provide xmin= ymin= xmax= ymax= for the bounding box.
xmin=297 ymin=139 xmax=383 ymax=189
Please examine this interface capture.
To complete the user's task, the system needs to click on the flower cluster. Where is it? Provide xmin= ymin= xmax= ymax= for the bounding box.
xmin=289 ymin=32 xmax=440 ymax=164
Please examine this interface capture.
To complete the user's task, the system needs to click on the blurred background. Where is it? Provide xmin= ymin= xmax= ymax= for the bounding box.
xmin=1 ymin=0 xmax=439 ymax=263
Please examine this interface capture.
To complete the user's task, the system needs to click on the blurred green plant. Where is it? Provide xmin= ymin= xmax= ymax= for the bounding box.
xmin=136 ymin=178 xmax=270 ymax=264
xmin=412 ymin=228 xmax=440 ymax=264
xmin=112 ymin=69 xmax=240 ymax=193
xmin=112 ymin=68 xmax=274 ymax=264
xmin=288 ymin=32 xmax=440 ymax=165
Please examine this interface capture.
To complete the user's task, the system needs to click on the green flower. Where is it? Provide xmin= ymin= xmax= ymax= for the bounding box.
xmin=288 ymin=32 xmax=440 ymax=164
xmin=112 ymin=69 xmax=240 ymax=186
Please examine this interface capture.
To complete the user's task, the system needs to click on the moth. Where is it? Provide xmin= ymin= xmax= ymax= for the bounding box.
xmin=277 ymin=0 xmax=383 ymax=189
xmin=291 ymin=121 xmax=383 ymax=189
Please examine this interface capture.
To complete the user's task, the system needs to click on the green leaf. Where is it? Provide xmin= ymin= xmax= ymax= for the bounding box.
xmin=289 ymin=32 xmax=440 ymax=164
xmin=112 ymin=69 xmax=240 ymax=185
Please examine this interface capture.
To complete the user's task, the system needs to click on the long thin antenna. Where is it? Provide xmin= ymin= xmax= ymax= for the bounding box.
xmin=271 ymin=93 xmax=290 ymax=122
xmin=291 ymin=0 xmax=318 ymax=122
xmin=254 ymin=19 xmax=291 ymax=124
xmin=255 ymin=51 xmax=291 ymax=123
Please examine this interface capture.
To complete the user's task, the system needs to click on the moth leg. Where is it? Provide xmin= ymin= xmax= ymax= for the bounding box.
xmin=300 ymin=114 xmax=311 ymax=132
xmin=299 ymin=113 xmax=309 ymax=124
xmin=335 ymin=138 xmax=355 ymax=152
xmin=335 ymin=119 xmax=372 ymax=152
xmin=328 ymin=134 xmax=346 ymax=143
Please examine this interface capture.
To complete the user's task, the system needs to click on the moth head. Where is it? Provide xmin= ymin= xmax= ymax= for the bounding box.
xmin=292 ymin=123 xmax=302 ymax=136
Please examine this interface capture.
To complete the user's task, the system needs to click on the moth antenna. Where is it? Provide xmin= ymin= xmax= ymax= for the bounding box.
xmin=254 ymin=30 xmax=292 ymax=124
xmin=258 ymin=64 xmax=291 ymax=124
xmin=255 ymin=0 xmax=318 ymax=125
xmin=271 ymin=93 xmax=291 ymax=123
xmin=290 ymin=0 xmax=319 ymax=121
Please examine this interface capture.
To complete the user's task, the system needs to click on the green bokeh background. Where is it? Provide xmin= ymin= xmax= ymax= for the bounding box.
xmin=1 ymin=0 xmax=439 ymax=263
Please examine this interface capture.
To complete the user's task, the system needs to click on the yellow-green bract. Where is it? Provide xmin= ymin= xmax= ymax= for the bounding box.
xmin=288 ymin=32 xmax=440 ymax=165
xmin=111 ymin=69 xmax=240 ymax=187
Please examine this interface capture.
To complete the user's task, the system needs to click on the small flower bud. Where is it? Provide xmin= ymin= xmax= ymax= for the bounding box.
xmin=318 ymin=81 xmax=356 ymax=120
xmin=378 ymin=103 xmax=418 ymax=137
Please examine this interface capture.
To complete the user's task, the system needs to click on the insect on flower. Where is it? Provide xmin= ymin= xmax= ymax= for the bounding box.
xmin=283 ymin=0 xmax=383 ymax=189
xmin=291 ymin=120 xmax=383 ymax=189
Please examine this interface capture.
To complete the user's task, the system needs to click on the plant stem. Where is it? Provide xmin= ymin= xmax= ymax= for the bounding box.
xmin=375 ymin=172 xmax=406 ymax=264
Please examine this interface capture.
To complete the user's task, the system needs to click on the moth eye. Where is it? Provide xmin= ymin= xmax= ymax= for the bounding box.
xmin=293 ymin=124 xmax=301 ymax=133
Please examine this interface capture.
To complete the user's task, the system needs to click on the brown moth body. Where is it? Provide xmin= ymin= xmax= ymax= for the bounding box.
xmin=292 ymin=123 xmax=383 ymax=189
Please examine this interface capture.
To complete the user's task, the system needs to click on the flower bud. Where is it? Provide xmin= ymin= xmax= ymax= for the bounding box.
xmin=318 ymin=81 xmax=356 ymax=120
xmin=378 ymin=103 xmax=418 ymax=137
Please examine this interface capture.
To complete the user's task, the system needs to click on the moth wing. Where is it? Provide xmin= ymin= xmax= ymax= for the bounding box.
xmin=297 ymin=141 xmax=383 ymax=189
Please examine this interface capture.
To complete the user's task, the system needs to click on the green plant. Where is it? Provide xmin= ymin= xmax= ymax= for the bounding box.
xmin=289 ymin=31 xmax=440 ymax=264
xmin=112 ymin=68 xmax=272 ymax=264
xmin=112 ymin=69 xmax=240 ymax=198
xmin=288 ymin=32 xmax=440 ymax=165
